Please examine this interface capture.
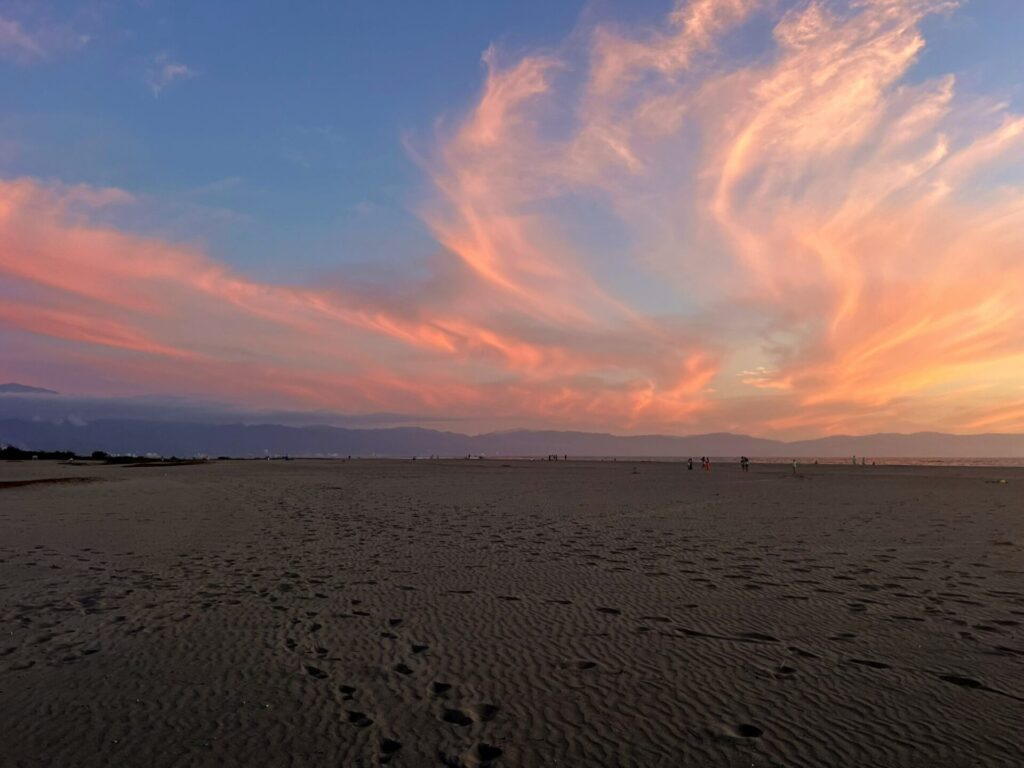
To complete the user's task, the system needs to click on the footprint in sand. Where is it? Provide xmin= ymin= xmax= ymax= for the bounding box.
xmin=734 ymin=724 xmax=763 ymax=738
xmin=346 ymin=710 xmax=373 ymax=727
xmin=939 ymin=674 xmax=983 ymax=689
xmin=380 ymin=738 xmax=402 ymax=761
xmin=478 ymin=743 xmax=503 ymax=763
xmin=442 ymin=708 xmax=473 ymax=726
xmin=477 ymin=703 xmax=500 ymax=722
xmin=848 ymin=658 xmax=890 ymax=669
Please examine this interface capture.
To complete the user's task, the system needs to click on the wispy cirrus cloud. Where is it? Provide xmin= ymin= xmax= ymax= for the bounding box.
xmin=0 ymin=0 xmax=95 ymax=64
xmin=0 ymin=15 xmax=44 ymax=62
xmin=2 ymin=0 xmax=1023 ymax=437
xmin=145 ymin=53 xmax=196 ymax=95
xmin=0 ymin=8 xmax=89 ymax=64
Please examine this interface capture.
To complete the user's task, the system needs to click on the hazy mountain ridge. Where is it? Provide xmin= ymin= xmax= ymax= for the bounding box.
xmin=1 ymin=418 xmax=1021 ymax=459
xmin=0 ymin=383 xmax=58 ymax=395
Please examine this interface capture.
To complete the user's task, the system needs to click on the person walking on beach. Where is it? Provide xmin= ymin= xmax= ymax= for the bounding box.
xmin=687 ymin=457 xmax=693 ymax=471
xmin=792 ymin=459 xmax=798 ymax=475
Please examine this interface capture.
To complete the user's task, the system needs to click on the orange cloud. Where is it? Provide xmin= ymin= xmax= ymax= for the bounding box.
xmin=3 ymin=0 xmax=1024 ymax=436
xmin=0 ymin=175 xmax=716 ymax=429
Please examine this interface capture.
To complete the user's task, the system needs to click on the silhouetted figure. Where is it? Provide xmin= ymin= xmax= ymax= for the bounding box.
xmin=687 ymin=458 xmax=693 ymax=471
xmin=792 ymin=459 xmax=798 ymax=475
xmin=740 ymin=456 xmax=750 ymax=472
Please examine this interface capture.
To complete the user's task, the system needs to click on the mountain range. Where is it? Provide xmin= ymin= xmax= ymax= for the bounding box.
xmin=1 ymin=417 xmax=1021 ymax=459
xmin=0 ymin=383 xmax=58 ymax=395
xmin=1 ymin=383 xmax=1021 ymax=458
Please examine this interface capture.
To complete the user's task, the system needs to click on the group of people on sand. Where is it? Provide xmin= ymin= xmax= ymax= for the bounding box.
xmin=686 ymin=456 xmax=753 ymax=471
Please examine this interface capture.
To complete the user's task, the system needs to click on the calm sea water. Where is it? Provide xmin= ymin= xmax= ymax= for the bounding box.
xmin=768 ymin=457 xmax=1024 ymax=468
xmin=495 ymin=456 xmax=1024 ymax=467
xmin=631 ymin=457 xmax=1024 ymax=467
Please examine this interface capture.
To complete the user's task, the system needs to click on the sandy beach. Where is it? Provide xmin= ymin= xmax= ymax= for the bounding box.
xmin=1 ymin=459 xmax=1021 ymax=767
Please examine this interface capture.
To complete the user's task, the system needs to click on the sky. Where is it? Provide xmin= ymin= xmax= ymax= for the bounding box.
xmin=2 ymin=0 xmax=1023 ymax=438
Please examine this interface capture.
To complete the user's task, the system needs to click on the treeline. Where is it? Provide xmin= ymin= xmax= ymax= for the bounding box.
xmin=1 ymin=446 xmax=77 ymax=461
xmin=0 ymin=446 xmax=206 ymax=464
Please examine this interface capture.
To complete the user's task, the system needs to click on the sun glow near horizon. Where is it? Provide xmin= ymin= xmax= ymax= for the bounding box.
xmin=1 ymin=0 xmax=1023 ymax=438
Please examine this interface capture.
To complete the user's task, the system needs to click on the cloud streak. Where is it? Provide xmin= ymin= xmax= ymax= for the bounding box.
xmin=2 ymin=0 xmax=1023 ymax=436
xmin=0 ymin=15 xmax=44 ymax=62
xmin=145 ymin=54 xmax=196 ymax=95
xmin=0 ymin=9 xmax=90 ymax=64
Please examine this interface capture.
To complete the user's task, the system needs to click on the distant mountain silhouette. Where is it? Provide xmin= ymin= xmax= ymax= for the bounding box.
xmin=0 ymin=418 xmax=1020 ymax=459
xmin=0 ymin=383 xmax=58 ymax=395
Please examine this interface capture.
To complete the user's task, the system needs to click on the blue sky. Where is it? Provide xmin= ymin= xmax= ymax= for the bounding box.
xmin=2 ymin=0 xmax=607 ymax=278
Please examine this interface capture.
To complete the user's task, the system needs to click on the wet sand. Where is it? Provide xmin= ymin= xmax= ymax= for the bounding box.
xmin=1 ymin=459 xmax=1021 ymax=767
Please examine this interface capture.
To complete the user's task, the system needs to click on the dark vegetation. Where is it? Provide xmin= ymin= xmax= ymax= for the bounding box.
xmin=1 ymin=446 xmax=76 ymax=461
xmin=1 ymin=445 xmax=209 ymax=466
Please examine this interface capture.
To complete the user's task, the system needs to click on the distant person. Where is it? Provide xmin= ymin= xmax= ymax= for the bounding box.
xmin=740 ymin=456 xmax=749 ymax=472
xmin=687 ymin=458 xmax=693 ymax=471
xmin=852 ymin=455 xmax=857 ymax=465
xmin=792 ymin=459 xmax=798 ymax=475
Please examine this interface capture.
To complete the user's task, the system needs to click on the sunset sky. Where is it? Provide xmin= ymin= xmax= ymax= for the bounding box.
xmin=2 ymin=0 xmax=1023 ymax=438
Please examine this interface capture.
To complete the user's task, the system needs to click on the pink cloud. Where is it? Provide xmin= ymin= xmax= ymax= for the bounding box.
xmin=3 ymin=0 xmax=1024 ymax=436
xmin=0 ymin=176 xmax=717 ymax=429
xmin=0 ymin=12 xmax=89 ymax=63
xmin=0 ymin=15 xmax=47 ymax=62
